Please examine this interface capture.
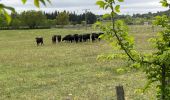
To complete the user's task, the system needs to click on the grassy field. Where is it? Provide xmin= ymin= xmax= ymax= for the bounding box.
xmin=0 ymin=26 xmax=159 ymax=100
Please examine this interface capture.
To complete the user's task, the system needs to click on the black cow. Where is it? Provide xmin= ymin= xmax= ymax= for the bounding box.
xmin=62 ymin=34 xmax=74 ymax=43
xmin=56 ymin=35 xmax=62 ymax=43
xmin=82 ymin=34 xmax=91 ymax=42
xmin=52 ymin=35 xmax=57 ymax=44
xmin=73 ymin=34 xmax=79 ymax=43
xmin=52 ymin=35 xmax=62 ymax=44
xmin=91 ymin=33 xmax=99 ymax=42
xmin=78 ymin=34 xmax=83 ymax=42
xmin=35 ymin=37 xmax=44 ymax=46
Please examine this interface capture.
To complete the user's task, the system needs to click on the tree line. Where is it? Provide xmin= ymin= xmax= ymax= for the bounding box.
xmin=1 ymin=9 xmax=169 ymax=30
xmin=100 ymin=9 xmax=170 ymax=25
xmin=0 ymin=10 xmax=97 ymax=29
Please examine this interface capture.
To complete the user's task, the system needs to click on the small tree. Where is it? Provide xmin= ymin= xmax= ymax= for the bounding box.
xmin=56 ymin=11 xmax=69 ymax=25
xmin=96 ymin=0 xmax=170 ymax=99
xmin=21 ymin=10 xmax=47 ymax=29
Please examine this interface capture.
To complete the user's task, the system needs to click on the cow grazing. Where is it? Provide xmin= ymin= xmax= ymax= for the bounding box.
xmin=62 ymin=34 xmax=74 ymax=43
xmin=91 ymin=33 xmax=99 ymax=42
xmin=78 ymin=34 xmax=83 ymax=42
xmin=35 ymin=37 xmax=44 ymax=46
xmin=82 ymin=34 xmax=91 ymax=42
xmin=73 ymin=34 xmax=79 ymax=43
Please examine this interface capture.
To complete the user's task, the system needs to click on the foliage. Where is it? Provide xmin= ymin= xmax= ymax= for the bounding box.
xmin=96 ymin=0 xmax=170 ymax=99
xmin=0 ymin=0 xmax=50 ymax=23
xmin=83 ymin=12 xmax=97 ymax=24
xmin=45 ymin=11 xmax=97 ymax=25
xmin=10 ymin=13 xmax=22 ymax=29
xmin=21 ymin=11 xmax=47 ymax=29
xmin=21 ymin=0 xmax=51 ymax=7
xmin=160 ymin=0 xmax=169 ymax=7
xmin=0 ymin=4 xmax=15 ymax=24
xmin=0 ymin=14 xmax=8 ymax=27
xmin=0 ymin=10 xmax=97 ymax=29
xmin=151 ymin=15 xmax=170 ymax=99
xmin=99 ymin=10 xmax=170 ymax=25
xmin=56 ymin=11 xmax=70 ymax=25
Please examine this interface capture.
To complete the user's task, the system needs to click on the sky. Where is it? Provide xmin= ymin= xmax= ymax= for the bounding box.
xmin=0 ymin=0 xmax=169 ymax=15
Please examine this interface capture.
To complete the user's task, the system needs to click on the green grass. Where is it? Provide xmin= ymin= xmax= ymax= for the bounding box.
xmin=0 ymin=26 xmax=158 ymax=100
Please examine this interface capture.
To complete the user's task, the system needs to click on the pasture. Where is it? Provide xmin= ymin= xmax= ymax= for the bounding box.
xmin=0 ymin=26 xmax=159 ymax=100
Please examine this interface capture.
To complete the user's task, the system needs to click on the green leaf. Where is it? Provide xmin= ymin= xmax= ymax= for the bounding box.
xmin=104 ymin=4 xmax=110 ymax=9
xmin=34 ymin=0 xmax=40 ymax=7
xmin=21 ymin=0 xmax=27 ymax=4
xmin=22 ymin=0 xmax=51 ymax=6
xmin=102 ymin=13 xmax=111 ymax=19
xmin=107 ymin=0 xmax=115 ymax=3
xmin=96 ymin=0 xmax=106 ymax=9
xmin=115 ymin=5 xmax=120 ymax=12
xmin=160 ymin=0 xmax=169 ymax=7
xmin=118 ymin=0 xmax=124 ymax=2
xmin=40 ymin=0 xmax=46 ymax=6
xmin=0 ymin=4 xmax=15 ymax=12
xmin=4 ymin=6 xmax=15 ymax=12
xmin=3 ymin=10 xmax=11 ymax=24
xmin=0 ymin=4 xmax=15 ymax=24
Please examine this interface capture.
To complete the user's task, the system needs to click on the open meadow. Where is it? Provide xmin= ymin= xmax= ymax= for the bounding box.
xmin=0 ymin=25 xmax=160 ymax=100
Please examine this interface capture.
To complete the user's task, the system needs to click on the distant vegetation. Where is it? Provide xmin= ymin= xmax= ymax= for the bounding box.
xmin=0 ymin=10 xmax=97 ymax=30
xmin=100 ymin=10 xmax=170 ymax=25
xmin=0 ymin=9 xmax=170 ymax=30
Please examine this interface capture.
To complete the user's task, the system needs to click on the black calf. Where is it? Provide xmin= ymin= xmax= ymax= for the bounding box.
xmin=35 ymin=37 xmax=44 ymax=46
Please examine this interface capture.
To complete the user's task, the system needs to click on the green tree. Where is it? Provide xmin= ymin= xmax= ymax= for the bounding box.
xmin=21 ymin=11 xmax=47 ymax=29
xmin=83 ymin=12 xmax=97 ymax=24
xmin=0 ymin=14 xmax=8 ymax=27
xmin=11 ymin=18 xmax=22 ymax=29
xmin=123 ymin=15 xmax=133 ymax=25
xmin=56 ymin=11 xmax=69 ymax=25
xmin=96 ymin=0 xmax=170 ymax=99
xmin=10 ymin=13 xmax=22 ymax=29
xmin=46 ymin=19 xmax=56 ymax=27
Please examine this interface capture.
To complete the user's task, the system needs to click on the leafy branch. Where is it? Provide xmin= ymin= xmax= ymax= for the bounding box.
xmin=96 ymin=0 xmax=170 ymax=99
xmin=0 ymin=0 xmax=51 ymax=23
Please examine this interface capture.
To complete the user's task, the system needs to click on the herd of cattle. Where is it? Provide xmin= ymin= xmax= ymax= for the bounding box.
xmin=35 ymin=32 xmax=104 ymax=46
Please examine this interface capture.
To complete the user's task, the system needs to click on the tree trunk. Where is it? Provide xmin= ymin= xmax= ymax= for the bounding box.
xmin=116 ymin=85 xmax=125 ymax=100
xmin=161 ymin=64 xmax=166 ymax=100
